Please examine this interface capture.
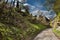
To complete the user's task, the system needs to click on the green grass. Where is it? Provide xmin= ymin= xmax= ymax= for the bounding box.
xmin=27 ymin=23 xmax=47 ymax=40
xmin=53 ymin=28 xmax=60 ymax=37
xmin=53 ymin=12 xmax=60 ymax=37
xmin=32 ymin=23 xmax=47 ymax=30
xmin=0 ymin=22 xmax=47 ymax=40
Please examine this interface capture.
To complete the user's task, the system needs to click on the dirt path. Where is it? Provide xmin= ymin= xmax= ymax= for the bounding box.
xmin=34 ymin=28 xmax=60 ymax=40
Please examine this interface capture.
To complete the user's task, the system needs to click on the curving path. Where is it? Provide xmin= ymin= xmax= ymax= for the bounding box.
xmin=34 ymin=28 xmax=60 ymax=40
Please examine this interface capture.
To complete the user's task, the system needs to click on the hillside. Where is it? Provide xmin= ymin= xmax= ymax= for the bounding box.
xmin=0 ymin=2 xmax=48 ymax=40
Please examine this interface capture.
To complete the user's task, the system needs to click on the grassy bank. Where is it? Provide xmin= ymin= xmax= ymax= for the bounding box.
xmin=53 ymin=28 xmax=60 ymax=38
xmin=0 ymin=2 xmax=48 ymax=40
xmin=0 ymin=22 xmax=47 ymax=40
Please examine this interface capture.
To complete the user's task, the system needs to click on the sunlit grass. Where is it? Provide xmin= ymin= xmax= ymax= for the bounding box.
xmin=0 ymin=22 xmax=47 ymax=40
xmin=53 ymin=28 xmax=60 ymax=37
xmin=30 ymin=22 xmax=47 ymax=30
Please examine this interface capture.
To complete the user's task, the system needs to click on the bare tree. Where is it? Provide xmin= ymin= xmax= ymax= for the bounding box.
xmin=6 ymin=0 xmax=8 ymax=3
xmin=16 ymin=0 xmax=19 ymax=8
xmin=13 ymin=0 xmax=15 ymax=7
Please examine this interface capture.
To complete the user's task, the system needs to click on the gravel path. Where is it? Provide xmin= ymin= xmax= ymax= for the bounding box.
xmin=34 ymin=28 xmax=60 ymax=40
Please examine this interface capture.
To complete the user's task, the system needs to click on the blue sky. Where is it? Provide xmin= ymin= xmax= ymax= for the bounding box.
xmin=26 ymin=0 xmax=46 ymax=10
xmin=6 ymin=0 xmax=47 ymax=11
xmin=5 ymin=0 xmax=56 ymax=18
xmin=6 ymin=0 xmax=46 ymax=10
xmin=27 ymin=0 xmax=45 ymax=5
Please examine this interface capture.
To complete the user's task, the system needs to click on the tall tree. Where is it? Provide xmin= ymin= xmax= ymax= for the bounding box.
xmin=6 ymin=0 xmax=8 ymax=3
xmin=49 ymin=0 xmax=60 ymax=27
xmin=53 ymin=0 xmax=60 ymax=13
xmin=16 ymin=0 xmax=19 ymax=8
xmin=13 ymin=0 xmax=15 ymax=7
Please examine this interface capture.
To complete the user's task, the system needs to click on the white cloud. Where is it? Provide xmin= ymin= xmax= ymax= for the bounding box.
xmin=23 ymin=3 xmax=36 ymax=12
xmin=30 ymin=10 xmax=39 ymax=16
xmin=36 ymin=4 xmax=43 ymax=8
xmin=30 ymin=9 xmax=48 ymax=16
xmin=19 ymin=0 xmax=27 ymax=3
